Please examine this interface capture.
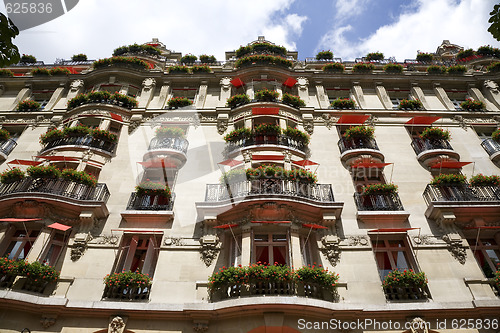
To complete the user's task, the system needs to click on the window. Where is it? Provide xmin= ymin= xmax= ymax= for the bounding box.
xmin=39 ymin=231 xmax=67 ymax=266
xmin=467 ymin=236 xmax=500 ymax=278
xmin=1 ymin=227 xmax=40 ymax=260
xmin=352 ymin=168 xmax=385 ymax=193
xmin=114 ymin=234 xmax=162 ymax=277
xmin=253 ymin=233 xmax=288 ymax=265
xmin=32 ymin=89 xmax=54 ymax=110
xmin=385 ymin=89 xmax=411 ymax=109
xmin=370 ymin=234 xmax=418 ymax=281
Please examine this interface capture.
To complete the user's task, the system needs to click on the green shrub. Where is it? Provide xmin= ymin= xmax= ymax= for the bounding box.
xmin=282 ymin=126 xmax=309 ymax=144
xmin=398 ymin=99 xmax=423 ymax=110
xmin=17 ymin=100 xmax=41 ymax=111
xmin=460 ymin=99 xmax=485 ymax=111
xmin=223 ymin=127 xmax=252 ymax=142
xmin=167 ymin=65 xmax=190 ymax=74
xmin=456 ymin=48 xmax=475 ymax=60
xmin=226 ymin=94 xmax=250 ymax=108
xmin=316 ymin=50 xmax=333 ymax=60
xmin=365 ymin=52 xmax=384 ymax=61
xmin=71 ymin=53 xmax=87 ymax=61
xmin=20 ymin=54 xmax=36 ymax=63
xmin=420 ymin=127 xmax=450 ymax=141
xmin=255 ymin=89 xmax=279 ymax=102
xmin=63 ymin=125 xmax=91 ymax=137
xmin=343 ymin=125 xmax=374 ymax=140
xmin=322 ymin=62 xmax=345 ymax=72
xmin=61 ymin=169 xmax=97 ymax=187
xmin=469 ymin=174 xmax=500 ymax=186
xmin=104 ymin=271 xmax=152 ymax=289
xmin=167 ymin=97 xmax=193 ymax=109
xmin=93 ymin=57 xmax=149 ymax=70
xmin=135 ymin=180 xmax=171 ymax=198
xmin=383 ymin=63 xmax=403 ymax=73
xmin=281 ymin=93 xmax=305 ymax=108
xmin=191 ymin=65 xmax=211 ymax=73
xmin=330 ymin=98 xmax=355 ymax=109
xmin=416 ymin=53 xmax=433 ymax=62
xmin=31 ymin=67 xmax=50 ymax=76
xmin=430 ymin=174 xmax=467 ymax=185
xmin=352 ymin=63 xmax=375 ymax=72
xmin=234 ymin=55 xmax=293 ymax=68
xmin=181 ymin=54 xmax=197 ymax=64
xmin=426 ymin=65 xmax=446 ymax=74
xmin=199 ymin=55 xmax=216 ymax=63
xmin=0 ymin=168 xmax=25 ymax=184
xmin=27 ymin=165 xmax=61 ymax=179
xmin=91 ymin=128 xmax=118 ymax=143
xmin=383 ymin=269 xmax=427 ymax=288
xmin=447 ymin=65 xmax=466 ymax=74
xmin=39 ymin=128 xmax=64 ymax=145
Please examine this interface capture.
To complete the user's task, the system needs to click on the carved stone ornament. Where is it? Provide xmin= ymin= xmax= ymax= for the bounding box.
xmin=217 ymin=117 xmax=228 ymax=135
xmin=412 ymin=235 xmax=436 ymax=245
xmin=70 ymin=79 xmax=84 ymax=92
xmin=164 ymin=237 xmax=185 ymax=246
xmin=142 ymin=78 xmax=156 ymax=90
xmin=89 ymin=234 xmax=119 ymax=245
xmin=409 ymin=317 xmax=429 ymax=333
xmin=109 ymin=316 xmax=126 ymax=333
xmin=442 ymin=233 xmax=467 ymax=265
xmin=40 ymin=316 xmax=56 ymax=329
xmin=193 ymin=321 xmax=209 ymax=333
xmin=320 ymin=235 xmax=341 ymax=266
xmin=321 ymin=114 xmax=337 ymax=129
xmin=485 ymin=80 xmax=500 ymax=95
xmin=297 ymin=77 xmax=309 ymax=90
xmin=199 ymin=235 xmax=221 ymax=267
xmin=220 ymin=77 xmax=232 ymax=90
xmin=346 ymin=236 xmax=369 ymax=246
xmin=9 ymin=200 xmax=80 ymax=226
xmin=303 ymin=120 xmax=314 ymax=135
xmin=70 ymin=233 xmax=92 ymax=261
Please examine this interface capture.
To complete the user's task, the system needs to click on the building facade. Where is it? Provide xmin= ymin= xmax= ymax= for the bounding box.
xmin=0 ymin=37 xmax=499 ymax=333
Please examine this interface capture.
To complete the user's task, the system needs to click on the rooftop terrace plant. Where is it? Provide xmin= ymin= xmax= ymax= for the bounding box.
xmin=234 ymin=55 xmax=293 ymax=69
xmin=322 ymin=62 xmax=344 ymax=72
xmin=316 ymin=50 xmax=333 ymax=60
xmin=383 ymin=63 xmax=403 ymax=73
xmin=113 ymin=44 xmax=160 ymax=57
xmin=0 ymin=69 xmax=14 ymax=77
xmin=199 ymin=54 xmax=216 ymax=63
xmin=426 ymin=65 xmax=446 ymax=74
xmin=365 ymin=52 xmax=384 ymax=61
xmin=181 ymin=54 xmax=197 ymax=64
xmin=20 ymin=54 xmax=36 ymax=64
xmin=352 ymin=63 xmax=375 ymax=72
xmin=416 ymin=53 xmax=433 ymax=62
xmin=71 ymin=53 xmax=88 ymax=61
xmin=456 ymin=48 xmax=475 ymax=60
xmin=93 ymin=57 xmax=149 ymax=70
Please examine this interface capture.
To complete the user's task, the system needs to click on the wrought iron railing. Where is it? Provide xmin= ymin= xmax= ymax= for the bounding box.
xmin=0 ymin=177 xmax=110 ymax=203
xmin=126 ymin=192 xmax=175 ymax=210
xmin=384 ymin=285 xmax=429 ymax=301
xmin=41 ymin=135 xmax=117 ymax=155
xmin=423 ymin=184 xmax=500 ymax=204
xmin=481 ymin=138 xmax=500 ymax=157
xmin=224 ymin=134 xmax=308 ymax=156
xmin=338 ymin=138 xmax=379 ymax=154
xmin=205 ymin=179 xmax=334 ymax=202
xmin=411 ymin=138 xmax=453 ymax=155
xmin=103 ymin=284 xmax=151 ymax=301
xmin=148 ymin=137 xmax=189 ymax=154
xmin=0 ymin=139 xmax=17 ymax=157
xmin=354 ymin=193 xmax=405 ymax=211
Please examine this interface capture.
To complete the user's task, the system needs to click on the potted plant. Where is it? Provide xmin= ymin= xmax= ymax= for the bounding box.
xmin=67 ymin=93 xmax=89 ymax=109
xmin=155 ymin=127 xmax=185 ymax=139
xmin=430 ymin=174 xmax=467 ymax=186
xmin=72 ymin=53 xmax=87 ymax=61
xmin=352 ymin=63 xmax=375 ymax=72
xmin=17 ymin=100 xmax=41 ymax=111
xmin=362 ymin=183 xmax=398 ymax=195
xmin=316 ymin=50 xmax=333 ymax=60
xmin=191 ymin=65 xmax=211 ymax=73
xmin=282 ymin=126 xmax=309 ymax=145
xmin=0 ymin=129 xmax=10 ymax=141
xmin=330 ymin=98 xmax=355 ymax=109
xmin=49 ymin=67 xmax=71 ymax=75
xmin=135 ymin=180 xmax=171 ymax=199
xmin=0 ymin=257 xmax=25 ymax=288
xmin=27 ymin=165 xmax=61 ymax=179
xmin=0 ymin=168 xmax=25 ymax=184
xmin=447 ymin=65 xmax=466 ymax=75
xmin=487 ymin=62 xmax=500 ymax=72
xmin=223 ymin=127 xmax=252 ymax=142
xmin=181 ymin=54 xmax=197 ymax=64
xmin=294 ymin=265 xmax=339 ymax=293
xmin=382 ymin=269 xmax=427 ymax=291
xmin=456 ymin=48 xmax=475 ymax=61
xmin=254 ymin=123 xmax=281 ymax=136
xmin=226 ymin=94 xmax=250 ymax=108
xmin=416 ymin=53 xmax=433 ymax=62
xmin=492 ymin=129 xmax=500 ymax=142
xmin=111 ymin=92 xmax=138 ymax=109
xmin=469 ymin=174 xmax=500 ymax=186
xmin=398 ymin=99 xmax=423 ymax=110
xmin=286 ymin=168 xmax=317 ymax=184
xmin=21 ymin=261 xmax=59 ymax=293
xmin=343 ymin=125 xmax=374 ymax=140
xmin=63 ymin=125 xmax=91 ymax=137
xmin=39 ymin=128 xmax=64 ymax=145
xmin=460 ymin=99 xmax=485 ymax=111
xmin=167 ymin=65 xmax=190 ymax=74
xmin=281 ymin=93 xmax=305 ymax=108
xmin=365 ymin=52 xmax=384 ymax=61
xmin=31 ymin=67 xmax=50 ymax=76
xmin=420 ymin=127 xmax=450 ymax=141
xmin=322 ymin=63 xmax=345 ymax=72
xmin=219 ymin=168 xmax=247 ymax=184
xmin=61 ymin=169 xmax=97 ymax=187
xmin=246 ymin=164 xmax=286 ymax=180
xmin=255 ymin=89 xmax=279 ymax=102
xmin=0 ymin=69 xmax=14 ymax=77
xmin=20 ymin=54 xmax=37 ymax=63
xmin=167 ymin=97 xmax=193 ymax=109
xmin=199 ymin=55 xmax=216 ymax=63
xmin=426 ymin=65 xmax=446 ymax=74
xmin=104 ymin=270 xmax=152 ymax=299
xmin=383 ymin=63 xmax=403 ymax=73
xmin=87 ymin=90 xmax=111 ymax=103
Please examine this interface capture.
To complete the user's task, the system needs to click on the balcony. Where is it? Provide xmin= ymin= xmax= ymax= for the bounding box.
xmin=121 ymin=193 xmax=175 ymax=223
xmin=354 ymin=193 xmax=410 ymax=223
xmin=0 ymin=177 xmax=110 ymax=218
xmin=481 ymin=138 xmax=500 ymax=163
xmin=41 ymin=135 xmax=116 ymax=156
xmin=143 ymin=137 xmax=189 ymax=169
xmin=224 ymin=134 xmax=308 ymax=157
xmin=102 ymin=284 xmax=151 ymax=301
xmin=411 ymin=138 xmax=459 ymax=167
xmin=0 ymin=139 xmax=17 ymax=161
xmin=384 ymin=285 xmax=429 ymax=301
xmin=338 ymin=138 xmax=384 ymax=165
xmin=423 ymin=184 xmax=500 ymax=227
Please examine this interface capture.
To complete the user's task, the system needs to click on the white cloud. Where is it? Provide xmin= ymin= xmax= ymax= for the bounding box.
xmin=10 ymin=0 xmax=306 ymax=62
xmin=335 ymin=0 xmax=371 ymax=22
xmin=319 ymin=0 xmax=499 ymax=61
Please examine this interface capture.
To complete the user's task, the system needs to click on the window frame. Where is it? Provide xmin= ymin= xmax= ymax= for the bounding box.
xmin=467 ymin=233 xmax=500 ymax=278
xmin=114 ymin=233 xmax=162 ymax=277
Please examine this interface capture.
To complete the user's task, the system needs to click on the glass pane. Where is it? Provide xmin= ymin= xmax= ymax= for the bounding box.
xmin=392 ymin=251 xmax=410 ymax=270
xmin=272 ymin=234 xmax=287 ymax=242
xmin=256 ymin=246 xmax=269 ymax=264
xmin=272 ymin=246 xmax=287 ymax=265
xmin=42 ymin=244 xmax=62 ymax=266
xmin=376 ymin=252 xmax=392 ymax=280
xmin=388 ymin=240 xmax=405 ymax=247
xmin=254 ymin=234 xmax=268 ymax=242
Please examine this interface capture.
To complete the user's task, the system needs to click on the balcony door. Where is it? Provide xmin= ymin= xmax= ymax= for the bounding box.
xmin=253 ymin=233 xmax=289 ymax=266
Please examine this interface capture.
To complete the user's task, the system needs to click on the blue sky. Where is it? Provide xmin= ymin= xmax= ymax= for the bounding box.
xmin=1 ymin=0 xmax=498 ymax=63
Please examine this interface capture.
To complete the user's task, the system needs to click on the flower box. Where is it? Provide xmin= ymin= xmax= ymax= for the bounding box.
xmin=39 ymin=128 xmax=64 ymax=145
xmin=281 ymin=93 xmax=305 ymax=108
xmin=460 ymin=99 xmax=485 ymax=111
xmin=111 ymin=92 xmax=138 ymax=108
xmin=316 ymin=50 xmax=333 ymax=60
xmin=67 ymin=91 xmax=138 ymax=109
xmin=31 ymin=67 xmax=50 ymax=76
xmin=322 ymin=63 xmax=345 ymax=72
xmin=87 ymin=90 xmax=111 ymax=103
xmin=330 ymin=98 xmax=355 ymax=109
xmin=104 ymin=271 xmax=152 ymax=300
xmin=352 ymin=63 xmax=375 ymax=72
xmin=0 ymin=168 xmax=25 ymax=184
xmin=254 ymin=123 xmax=281 ymax=135
xmin=383 ymin=269 xmax=427 ymax=288
xmin=27 ymin=165 xmax=61 ymax=179
xmin=384 ymin=63 xmax=403 ymax=73
xmin=167 ymin=65 xmax=190 ymax=74
xmin=426 ymin=65 xmax=446 ymax=74
xmin=469 ymin=174 xmax=500 ymax=186
xmin=155 ymin=127 xmax=185 ymax=139
xmin=0 ymin=69 xmax=14 ymax=77
xmin=135 ymin=180 xmax=171 ymax=199
xmin=365 ymin=52 xmax=384 ymax=61
xmin=17 ymin=100 xmax=41 ymax=112
xmin=430 ymin=174 xmax=467 ymax=186
xmin=226 ymin=94 xmax=250 ymax=108
xmin=255 ymin=89 xmax=279 ymax=102
xmin=67 ymin=93 xmax=89 ymax=109
xmin=420 ymin=127 xmax=450 ymax=141
xmin=61 ymin=169 xmax=97 ymax=187
xmin=223 ymin=128 xmax=252 ymax=142
xmin=282 ymin=126 xmax=309 ymax=145
xmin=167 ymin=97 xmax=193 ymax=109
xmin=362 ymin=183 xmax=398 ymax=195
xmin=398 ymin=99 xmax=423 ymax=110
xmin=343 ymin=125 xmax=374 ymax=140
xmin=21 ymin=261 xmax=59 ymax=293
xmin=0 ymin=129 xmax=10 ymax=141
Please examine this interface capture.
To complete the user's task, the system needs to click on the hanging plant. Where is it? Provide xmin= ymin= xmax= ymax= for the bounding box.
xmin=420 ymin=127 xmax=450 ymax=141
xmin=226 ymin=94 xmax=250 ymax=109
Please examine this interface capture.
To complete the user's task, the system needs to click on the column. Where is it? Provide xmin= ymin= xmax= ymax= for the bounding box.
xmin=195 ymin=81 xmax=208 ymax=108
xmin=290 ymin=229 xmax=303 ymax=269
xmin=44 ymin=87 xmax=65 ymax=111
xmin=219 ymin=77 xmax=231 ymax=107
xmin=241 ymin=227 xmax=252 ymax=265
xmin=351 ymin=83 xmax=366 ymax=109
xmin=154 ymin=83 xmax=171 ymax=109
xmin=411 ymin=84 xmax=430 ymax=110
xmin=433 ymin=84 xmax=455 ymax=111
xmin=375 ymin=83 xmax=393 ymax=110
xmin=138 ymin=78 xmax=156 ymax=109
xmin=9 ymin=86 xmax=31 ymax=111
xmin=314 ymin=80 xmax=329 ymax=109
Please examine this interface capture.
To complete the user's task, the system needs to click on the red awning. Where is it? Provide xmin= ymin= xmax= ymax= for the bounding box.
xmin=430 ymin=161 xmax=472 ymax=169
xmin=405 ymin=116 xmax=441 ymax=126
xmin=302 ymin=223 xmax=328 ymax=229
xmin=213 ymin=224 xmax=239 ymax=229
xmin=0 ymin=218 xmax=42 ymax=222
xmin=231 ymin=77 xmax=244 ymax=88
xmin=252 ymin=155 xmax=285 ymax=161
xmin=337 ymin=115 xmax=370 ymax=125
xmin=252 ymin=107 xmax=280 ymax=115
xmin=369 ymin=228 xmax=419 ymax=232
xmin=7 ymin=159 xmax=43 ymax=166
xmin=293 ymin=160 xmax=319 ymax=167
xmin=47 ymin=223 xmax=72 ymax=231
xmin=35 ymin=156 xmax=79 ymax=162
xmin=251 ymin=221 xmax=291 ymax=224
xmin=283 ymin=77 xmax=297 ymax=88
xmin=218 ymin=159 xmax=243 ymax=167
xmin=110 ymin=113 xmax=123 ymax=122
xmin=351 ymin=162 xmax=392 ymax=169
xmin=138 ymin=159 xmax=178 ymax=169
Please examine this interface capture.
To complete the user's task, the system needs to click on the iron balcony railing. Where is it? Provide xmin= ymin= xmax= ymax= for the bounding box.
xmin=205 ymin=179 xmax=334 ymax=202
xmin=41 ymin=135 xmax=117 ymax=155
xmin=0 ymin=139 xmax=18 ymax=157
xmin=338 ymin=138 xmax=380 ymax=154
xmin=0 ymin=177 xmax=110 ymax=203
xmin=480 ymin=138 xmax=500 ymax=157
xmin=354 ymin=193 xmax=405 ymax=211
xmin=126 ymin=192 xmax=175 ymax=211
xmin=148 ymin=137 xmax=189 ymax=154
xmin=384 ymin=285 xmax=429 ymax=301
xmin=423 ymin=184 xmax=500 ymax=205
xmin=411 ymin=137 xmax=454 ymax=155
xmin=224 ymin=134 xmax=308 ymax=156
xmin=103 ymin=284 xmax=151 ymax=301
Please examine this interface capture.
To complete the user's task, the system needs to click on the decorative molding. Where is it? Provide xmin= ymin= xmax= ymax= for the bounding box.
xmin=346 ymin=236 xmax=369 ymax=246
xmin=442 ymin=233 xmax=467 ymax=264
xmin=217 ymin=115 xmax=229 ymax=135
xmin=320 ymin=235 xmax=341 ymax=266
xmin=366 ymin=115 xmax=379 ymax=127
xmin=321 ymin=114 xmax=337 ymax=129
xmin=142 ymin=78 xmax=156 ymax=90
xmin=40 ymin=316 xmax=56 ymax=329
xmin=164 ymin=237 xmax=185 ymax=246
xmin=193 ymin=321 xmax=209 ymax=333
xmin=303 ymin=119 xmax=314 ymax=135
xmin=108 ymin=316 xmax=127 ymax=333
xmin=297 ymin=77 xmax=309 ymax=91
xmin=9 ymin=200 xmax=80 ymax=226
xmin=69 ymin=79 xmax=84 ymax=92
xmin=485 ymin=80 xmax=500 ymax=95
xmin=412 ymin=235 xmax=437 ymax=245
xmin=70 ymin=233 xmax=92 ymax=261
xmin=88 ymin=234 xmax=119 ymax=245
xmin=220 ymin=77 xmax=231 ymax=90
xmin=199 ymin=235 xmax=221 ymax=267
xmin=408 ymin=317 xmax=429 ymax=333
